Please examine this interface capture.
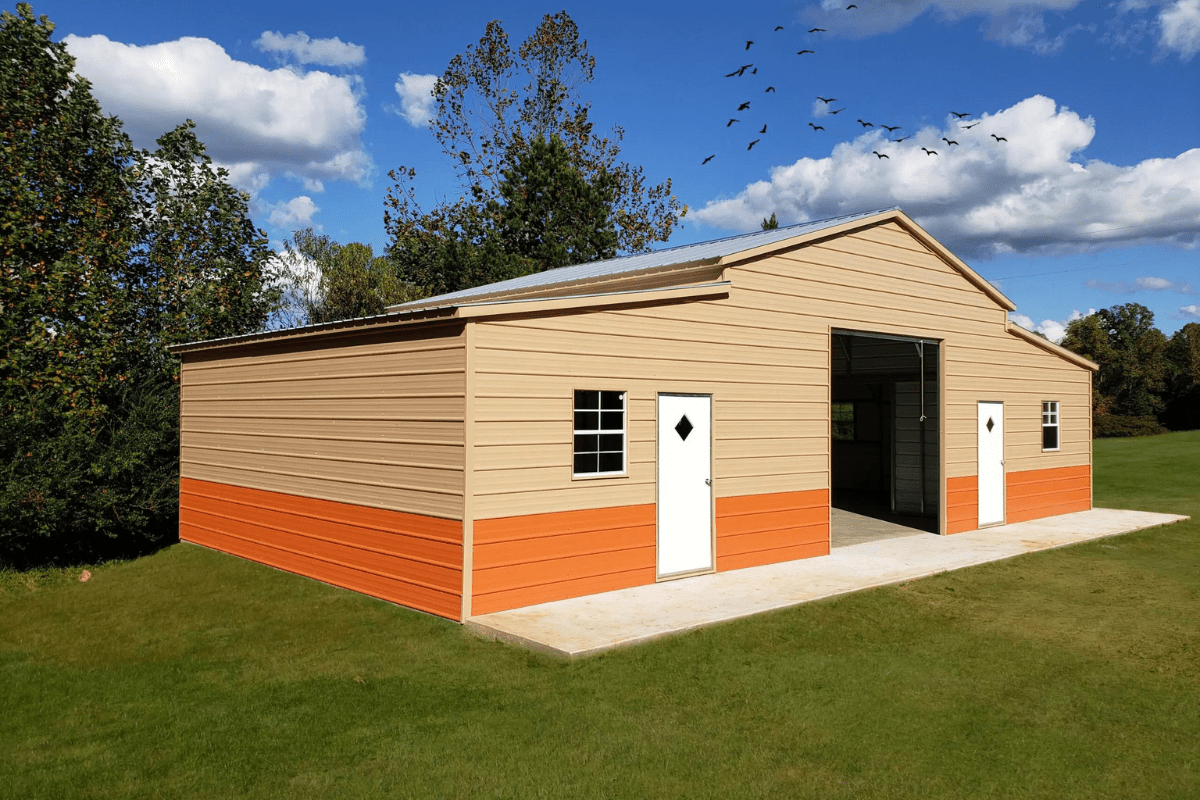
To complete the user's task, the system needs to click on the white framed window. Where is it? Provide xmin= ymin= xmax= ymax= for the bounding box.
xmin=1042 ymin=401 xmax=1060 ymax=451
xmin=573 ymin=390 xmax=626 ymax=476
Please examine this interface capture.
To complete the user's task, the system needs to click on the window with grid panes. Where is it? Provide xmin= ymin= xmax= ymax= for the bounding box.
xmin=573 ymin=390 xmax=626 ymax=475
xmin=1042 ymin=401 xmax=1060 ymax=451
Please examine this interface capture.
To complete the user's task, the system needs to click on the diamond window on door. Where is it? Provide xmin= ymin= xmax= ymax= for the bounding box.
xmin=675 ymin=415 xmax=694 ymax=441
xmin=986 ymin=417 xmax=994 ymax=433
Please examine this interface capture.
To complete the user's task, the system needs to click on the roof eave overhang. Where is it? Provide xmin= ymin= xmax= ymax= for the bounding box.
xmin=169 ymin=281 xmax=731 ymax=356
xmin=1006 ymin=322 xmax=1099 ymax=371
xmin=385 ymin=257 xmax=724 ymax=314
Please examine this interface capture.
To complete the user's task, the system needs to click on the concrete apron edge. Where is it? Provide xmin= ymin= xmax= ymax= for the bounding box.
xmin=466 ymin=510 xmax=1190 ymax=659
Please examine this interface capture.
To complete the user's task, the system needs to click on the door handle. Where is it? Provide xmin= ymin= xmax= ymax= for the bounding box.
xmin=705 ymin=478 xmax=712 ymax=486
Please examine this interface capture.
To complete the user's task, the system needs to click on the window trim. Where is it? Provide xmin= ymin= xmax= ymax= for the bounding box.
xmin=571 ymin=389 xmax=628 ymax=479
xmin=1041 ymin=400 xmax=1060 ymax=452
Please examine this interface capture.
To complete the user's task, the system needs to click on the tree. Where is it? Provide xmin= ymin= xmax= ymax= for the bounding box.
xmin=126 ymin=121 xmax=278 ymax=351
xmin=1061 ymin=303 xmax=1169 ymax=428
xmin=491 ymin=134 xmax=619 ymax=270
xmin=761 ymin=213 xmax=779 ymax=230
xmin=1 ymin=6 xmax=278 ymax=566
xmin=1 ymin=3 xmax=136 ymax=432
xmin=385 ymin=11 xmax=684 ymax=297
xmin=278 ymin=229 xmax=417 ymax=325
xmin=1163 ymin=322 xmax=1200 ymax=430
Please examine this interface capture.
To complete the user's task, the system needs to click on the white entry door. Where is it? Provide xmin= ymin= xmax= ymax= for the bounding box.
xmin=977 ymin=401 xmax=1005 ymax=527
xmin=657 ymin=394 xmax=714 ymax=578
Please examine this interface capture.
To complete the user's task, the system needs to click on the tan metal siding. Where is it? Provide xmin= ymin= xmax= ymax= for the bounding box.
xmin=180 ymin=325 xmax=467 ymax=520
xmin=471 ymin=305 xmax=829 ymax=519
xmin=731 ymin=222 xmax=1092 ymax=481
xmin=468 ymin=219 xmax=1089 ymax=521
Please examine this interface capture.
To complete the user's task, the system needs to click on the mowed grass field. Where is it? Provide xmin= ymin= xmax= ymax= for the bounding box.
xmin=2 ymin=432 xmax=1197 ymax=800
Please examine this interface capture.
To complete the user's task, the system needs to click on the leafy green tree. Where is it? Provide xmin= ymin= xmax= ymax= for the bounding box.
xmin=385 ymin=11 xmax=684 ymax=297
xmin=1163 ymin=322 xmax=1200 ymax=430
xmin=761 ymin=213 xmax=779 ymax=230
xmin=1 ymin=6 xmax=278 ymax=566
xmin=1061 ymin=303 xmax=1169 ymax=427
xmin=1 ymin=2 xmax=136 ymax=432
xmin=279 ymin=229 xmax=417 ymax=324
xmin=126 ymin=121 xmax=278 ymax=350
xmin=490 ymin=134 xmax=618 ymax=269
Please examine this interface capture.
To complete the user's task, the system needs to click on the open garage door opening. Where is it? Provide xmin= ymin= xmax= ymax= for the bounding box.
xmin=830 ymin=330 xmax=940 ymax=547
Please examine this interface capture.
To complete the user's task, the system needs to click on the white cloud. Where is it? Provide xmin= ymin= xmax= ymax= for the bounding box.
xmin=63 ymin=34 xmax=371 ymax=194
xmin=692 ymin=95 xmax=1200 ymax=259
xmin=392 ymin=72 xmax=438 ymax=128
xmin=267 ymin=195 xmax=320 ymax=228
xmin=1009 ymin=308 xmax=1095 ymax=343
xmin=1085 ymin=275 xmax=1194 ymax=292
xmin=255 ymin=31 xmax=365 ymax=67
xmin=807 ymin=0 xmax=1084 ymax=52
xmin=1139 ymin=275 xmax=1194 ymax=291
xmin=1182 ymin=304 xmax=1200 ymax=317
xmin=1159 ymin=0 xmax=1200 ymax=59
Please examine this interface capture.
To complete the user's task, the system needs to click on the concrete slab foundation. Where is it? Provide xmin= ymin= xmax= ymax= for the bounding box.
xmin=466 ymin=508 xmax=1188 ymax=659
xmin=830 ymin=506 xmax=933 ymax=547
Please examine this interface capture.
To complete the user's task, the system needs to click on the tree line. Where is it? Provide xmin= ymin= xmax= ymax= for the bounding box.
xmin=1061 ymin=304 xmax=1200 ymax=436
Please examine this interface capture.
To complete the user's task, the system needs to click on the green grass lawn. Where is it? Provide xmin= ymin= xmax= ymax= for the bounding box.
xmin=2 ymin=432 xmax=1198 ymax=799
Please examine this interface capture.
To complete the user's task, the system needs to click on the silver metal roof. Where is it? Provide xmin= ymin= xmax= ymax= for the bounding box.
xmin=394 ymin=207 xmax=898 ymax=311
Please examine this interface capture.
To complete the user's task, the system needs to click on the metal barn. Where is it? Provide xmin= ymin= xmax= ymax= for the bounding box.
xmin=171 ymin=208 xmax=1096 ymax=620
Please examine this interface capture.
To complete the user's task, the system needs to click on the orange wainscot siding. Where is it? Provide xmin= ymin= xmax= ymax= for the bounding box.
xmin=471 ymin=504 xmax=657 ymax=615
xmin=179 ymin=478 xmax=463 ymax=619
xmin=716 ymin=489 xmax=830 ymax=571
xmin=946 ymin=476 xmax=979 ymax=534
xmin=1005 ymin=465 xmax=1092 ymax=523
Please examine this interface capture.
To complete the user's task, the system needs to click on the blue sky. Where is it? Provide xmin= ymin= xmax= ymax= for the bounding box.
xmin=39 ymin=0 xmax=1200 ymax=337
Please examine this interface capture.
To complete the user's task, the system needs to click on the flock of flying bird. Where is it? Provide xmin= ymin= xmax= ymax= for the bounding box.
xmin=701 ymin=5 xmax=1011 ymax=166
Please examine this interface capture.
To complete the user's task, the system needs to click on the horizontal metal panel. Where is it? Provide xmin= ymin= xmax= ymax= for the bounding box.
xmin=183 ymin=431 xmax=463 ymax=469
xmin=183 ymin=416 xmax=463 ymax=445
xmin=181 ymin=396 xmax=465 ymax=420
xmin=182 ymin=463 xmax=463 ymax=519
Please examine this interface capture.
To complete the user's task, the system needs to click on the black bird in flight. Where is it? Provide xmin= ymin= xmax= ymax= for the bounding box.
xmin=746 ymin=41 xmax=755 ymax=50
xmin=797 ymin=49 xmax=815 ymax=55
xmin=751 ymin=67 xmax=758 ymax=74
xmin=765 ymin=86 xmax=776 ymax=92
xmin=893 ymin=135 xmax=912 ymax=142
xmin=747 ymin=139 xmax=760 ymax=150
xmin=809 ymin=27 xmax=826 ymax=32
xmin=702 ymin=155 xmax=715 ymax=165
xmin=961 ymin=121 xmax=981 ymax=129
xmin=759 ymin=124 xmax=768 ymax=134
xmin=738 ymin=101 xmax=751 ymax=111
xmin=847 ymin=3 xmax=858 ymax=8
xmin=922 ymin=147 xmax=938 ymax=155
xmin=727 ymin=118 xmax=740 ymax=127
xmin=951 ymin=111 xmax=972 ymax=119
xmin=872 ymin=151 xmax=889 ymax=159
xmin=725 ymin=64 xmax=753 ymax=77
xmin=857 ymin=119 xmax=874 ymax=127
xmin=816 ymin=96 xmax=837 ymax=103
xmin=829 ymin=107 xmax=845 ymax=114
xmin=991 ymin=134 xmax=1008 ymax=142
xmin=942 ymin=137 xmax=959 ymax=146
xmin=881 ymin=125 xmax=901 ymax=132
xmin=809 ymin=123 xmax=825 ymax=130
xmin=775 ymin=25 xmax=785 ymax=31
